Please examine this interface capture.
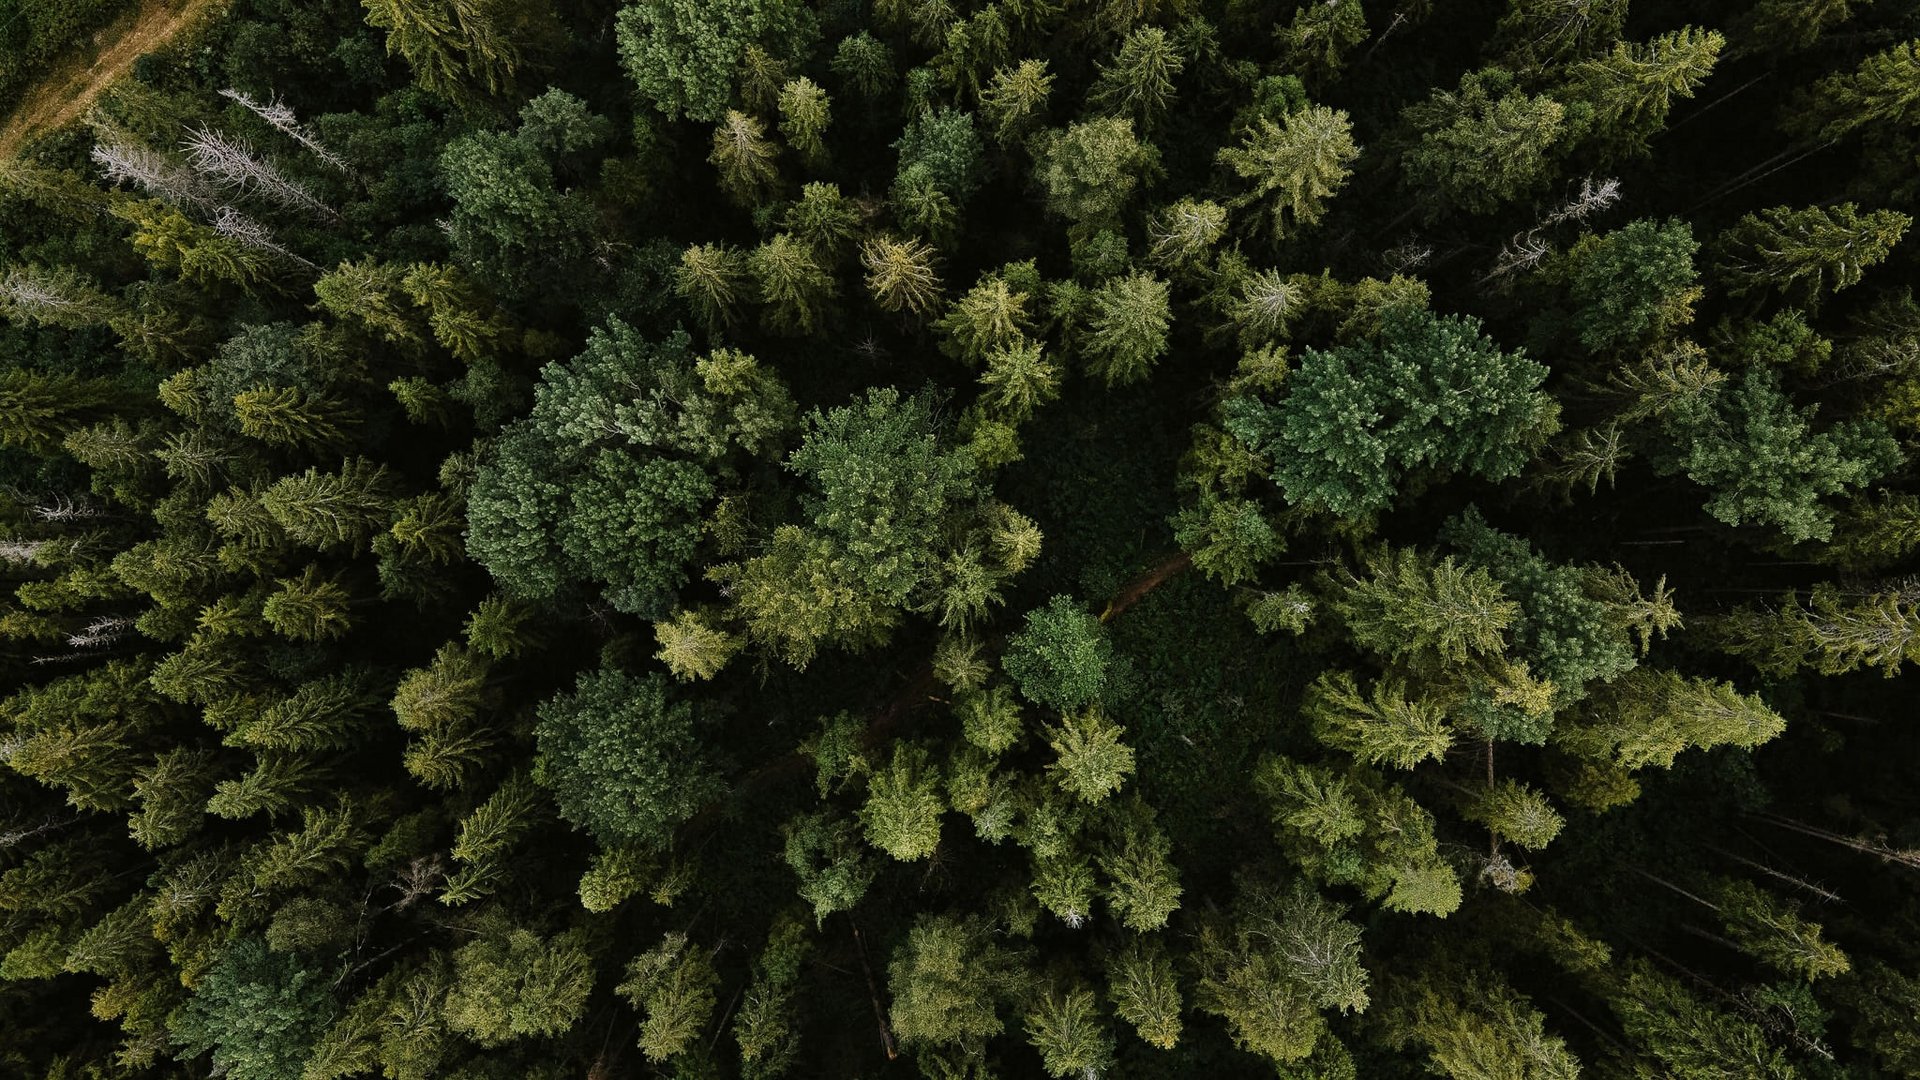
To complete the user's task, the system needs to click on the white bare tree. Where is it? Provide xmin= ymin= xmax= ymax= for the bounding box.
xmin=220 ymin=88 xmax=351 ymax=172
xmin=89 ymin=129 xmax=216 ymax=211
xmin=212 ymin=206 xmax=318 ymax=270
xmin=182 ymin=126 xmax=338 ymax=221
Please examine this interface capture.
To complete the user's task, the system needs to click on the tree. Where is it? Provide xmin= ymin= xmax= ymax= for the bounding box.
xmin=261 ymin=565 xmax=353 ymax=641
xmin=887 ymin=915 xmax=1028 ymax=1053
xmin=1047 ymin=706 xmax=1135 ymax=804
xmin=361 ymin=0 xmax=526 ymax=105
xmin=1217 ymin=105 xmax=1358 ymax=240
xmin=534 ymin=668 xmax=724 ymax=849
xmin=1603 ymin=960 xmax=1795 ymax=1079
xmin=1786 ymin=39 xmax=1920 ymax=142
xmin=711 ymin=111 xmax=783 ymax=207
xmin=936 ymin=271 xmax=1033 ymax=365
xmin=1280 ymin=0 xmax=1367 ymax=84
xmin=861 ymin=743 xmax=945 ymax=860
xmin=861 ymin=235 xmax=944 ymax=315
xmin=1661 ymin=365 xmax=1902 ymax=543
xmin=1402 ymin=70 xmax=1565 ymax=216
xmin=784 ymin=810 xmax=876 ymax=921
xmin=1382 ymin=967 xmax=1581 ymax=1080
xmin=1717 ymin=203 xmax=1910 ymax=301
xmin=892 ymin=108 xmax=986 ymax=205
xmin=1004 ymin=596 xmax=1115 ymax=711
xmin=1081 ymin=271 xmax=1171 ymax=386
xmin=170 ymin=938 xmax=331 ymax=1080
xmin=619 ymin=933 xmax=719 ymax=1062
xmin=1106 ymin=938 xmax=1182 ymax=1048
xmin=262 ymin=459 xmax=397 ymax=551
xmin=777 ymin=78 xmax=832 ymax=168
xmin=1333 ymin=546 xmax=1517 ymax=663
xmin=1025 ymin=985 xmax=1115 ymax=1078
xmin=616 ymin=0 xmax=815 ymax=122
xmin=1224 ymin=306 xmax=1557 ymax=517
xmin=749 ymin=233 xmax=839 ymax=335
xmin=1305 ymin=671 xmax=1454 ymax=771
xmin=1562 ymin=219 xmax=1700 ymax=351
xmin=0 ymin=370 xmax=127 ymax=451
xmin=1557 ymin=669 xmax=1786 ymax=771
xmin=981 ymin=59 xmax=1054 ymax=145
xmin=1034 ymin=117 xmax=1160 ymax=227
xmin=1714 ymin=879 xmax=1850 ymax=982
xmin=1565 ymin=28 xmax=1724 ymax=159
xmin=831 ymin=31 xmax=896 ymax=99
xmin=1089 ymin=26 xmax=1183 ymax=127
xmin=444 ymin=925 xmax=594 ymax=1046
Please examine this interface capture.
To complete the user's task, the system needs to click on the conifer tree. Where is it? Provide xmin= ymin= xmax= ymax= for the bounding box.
xmin=1717 ymin=203 xmax=1911 ymax=301
xmin=1786 ymin=39 xmax=1920 ymax=142
xmin=619 ymin=933 xmax=720 ymax=1062
xmin=711 ymin=111 xmax=783 ymax=207
xmin=981 ymin=59 xmax=1054 ymax=145
xmin=861 ymin=235 xmax=944 ymax=316
xmin=1081 ymin=271 xmax=1171 ymax=387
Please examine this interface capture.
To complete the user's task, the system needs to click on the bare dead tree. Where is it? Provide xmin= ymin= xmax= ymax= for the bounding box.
xmin=220 ymin=88 xmax=351 ymax=172
xmin=89 ymin=130 xmax=217 ymax=211
xmin=212 ymin=205 xmax=318 ymax=270
xmin=182 ymin=126 xmax=339 ymax=221
xmin=67 ymin=615 xmax=134 ymax=650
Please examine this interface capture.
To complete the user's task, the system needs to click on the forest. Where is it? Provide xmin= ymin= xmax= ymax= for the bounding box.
xmin=2 ymin=0 xmax=1919 ymax=1076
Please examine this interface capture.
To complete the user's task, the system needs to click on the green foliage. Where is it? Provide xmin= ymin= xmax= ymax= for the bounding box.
xmin=1033 ymin=117 xmax=1160 ymax=227
xmin=1660 ymin=365 xmax=1902 ymax=543
xmin=618 ymin=933 xmax=719 ymax=1062
xmin=1563 ymin=219 xmax=1700 ymax=351
xmin=170 ymin=939 xmax=331 ymax=1080
xmin=1226 ymin=307 xmax=1557 ymax=517
xmin=616 ymin=0 xmax=816 ymax=122
xmin=534 ymin=668 xmax=724 ymax=849
xmin=1217 ymin=105 xmax=1359 ymax=240
xmin=444 ymin=925 xmax=594 ymax=1046
xmin=1003 ymin=596 xmax=1115 ymax=711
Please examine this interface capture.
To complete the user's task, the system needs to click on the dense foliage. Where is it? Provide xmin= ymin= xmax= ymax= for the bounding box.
xmin=3 ymin=0 xmax=1920 ymax=1077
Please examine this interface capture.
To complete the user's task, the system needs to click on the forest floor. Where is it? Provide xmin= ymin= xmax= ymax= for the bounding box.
xmin=0 ymin=0 xmax=223 ymax=157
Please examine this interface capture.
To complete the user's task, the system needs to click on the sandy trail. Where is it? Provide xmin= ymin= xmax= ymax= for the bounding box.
xmin=0 ymin=0 xmax=222 ymax=157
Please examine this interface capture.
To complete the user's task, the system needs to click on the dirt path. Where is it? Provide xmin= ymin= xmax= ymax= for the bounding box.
xmin=0 ymin=0 xmax=223 ymax=157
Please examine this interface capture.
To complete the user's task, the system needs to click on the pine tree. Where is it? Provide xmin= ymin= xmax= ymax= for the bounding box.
xmin=710 ymin=111 xmax=783 ymax=207
xmin=361 ymin=0 xmax=525 ymax=105
xmin=861 ymin=235 xmax=944 ymax=316
xmin=887 ymin=915 xmax=1028 ymax=1053
xmin=1024 ymin=985 xmax=1115 ymax=1079
xmin=1717 ymin=203 xmax=1911 ymax=301
xmin=261 ymin=459 xmax=398 ymax=552
xmin=443 ymin=925 xmax=594 ymax=1046
xmin=1306 ymin=671 xmax=1454 ymax=771
xmin=1089 ymin=26 xmax=1183 ymax=128
xmin=618 ymin=932 xmax=720 ymax=1062
xmin=777 ymin=78 xmax=832 ymax=169
xmin=981 ymin=59 xmax=1054 ymax=145
xmin=676 ymin=242 xmax=749 ymax=333
xmin=1714 ymin=879 xmax=1850 ymax=982
xmin=1334 ymin=546 xmax=1518 ymax=663
xmin=1034 ymin=117 xmax=1160 ymax=227
xmin=1080 ymin=271 xmax=1171 ymax=387
xmin=1402 ymin=70 xmax=1566 ymax=216
xmin=1105 ymin=938 xmax=1182 ymax=1048
xmin=1280 ymin=0 xmax=1368 ymax=84
xmin=1217 ymin=105 xmax=1358 ymax=241
xmin=935 ymin=272 xmax=1033 ymax=365
xmin=1787 ymin=39 xmax=1920 ymax=143
xmin=260 ymin=565 xmax=353 ymax=641
xmin=831 ymin=31 xmax=896 ymax=99
xmin=861 ymin=743 xmax=945 ymax=860
xmin=1565 ymin=28 xmax=1724 ymax=159
xmin=749 ymin=233 xmax=838 ymax=335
